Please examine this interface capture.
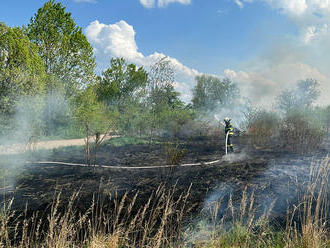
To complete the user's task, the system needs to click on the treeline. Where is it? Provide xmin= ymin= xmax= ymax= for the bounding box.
xmin=246 ymin=79 xmax=330 ymax=153
xmin=0 ymin=1 xmax=239 ymax=142
xmin=1 ymin=0 xmax=329 ymax=150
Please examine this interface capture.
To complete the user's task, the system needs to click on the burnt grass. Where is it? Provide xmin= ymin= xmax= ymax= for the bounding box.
xmin=1 ymin=135 xmax=329 ymax=232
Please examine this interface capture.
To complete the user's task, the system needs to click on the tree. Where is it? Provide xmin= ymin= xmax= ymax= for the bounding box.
xmin=0 ymin=23 xmax=46 ymax=133
xmin=28 ymin=0 xmax=95 ymax=97
xmin=74 ymin=86 xmax=112 ymax=165
xmin=276 ymin=90 xmax=297 ymax=114
xmin=325 ymin=105 xmax=330 ymax=135
xmin=146 ymin=57 xmax=185 ymax=139
xmin=192 ymin=75 xmax=239 ymax=112
xmin=96 ymin=58 xmax=148 ymax=107
xmin=296 ymin=79 xmax=320 ymax=107
xmin=148 ymin=57 xmax=176 ymax=108
xmin=277 ymin=78 xmax=320 ymax=113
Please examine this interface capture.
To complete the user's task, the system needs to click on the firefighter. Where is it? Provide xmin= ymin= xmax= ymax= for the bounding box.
xmin=224 ymin=117 xmax=234 ymax=153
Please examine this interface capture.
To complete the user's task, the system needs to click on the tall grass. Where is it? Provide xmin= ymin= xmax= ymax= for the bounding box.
xmin=1 ymin=157 xmax=329 ymax=247
xmin=285 ymin=156 xmax=329 ymax=247
xmin=186 ymin=157 xmax=330 ymax=248
xmin=0 ymin=184 xmax=191 ymax=248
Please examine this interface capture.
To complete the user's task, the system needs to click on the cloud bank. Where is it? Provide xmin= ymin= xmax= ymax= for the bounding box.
xmin=234 ymin=0 xmax=330 ymax=17
xmin=73 ymin=0 xmax=97 ymax=3
xmin=85 ymin=0 xmax=330 ymax=107
xmin=85 ymin=20 xmax=199 ymax=102
xmin=228 ymin=0 xmax=330 ymax=106
xmin=139 ymin=0 xmax=191 ymax=8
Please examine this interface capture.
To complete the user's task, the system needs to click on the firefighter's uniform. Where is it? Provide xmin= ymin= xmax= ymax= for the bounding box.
xmin=224 ymin=119 xmax=234 ymax=153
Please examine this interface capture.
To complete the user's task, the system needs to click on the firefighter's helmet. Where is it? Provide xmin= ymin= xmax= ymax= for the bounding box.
xmin=224 ymin=117 xmax=231 ymax=123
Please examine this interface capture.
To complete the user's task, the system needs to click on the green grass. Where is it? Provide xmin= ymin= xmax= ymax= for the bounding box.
xmin=104 ymin=136 xmax=149 ymax=147
xmin=190 ymin=222 xmax=286 ymax=248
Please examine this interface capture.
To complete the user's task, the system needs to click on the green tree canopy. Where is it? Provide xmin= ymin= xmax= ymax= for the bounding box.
xmin=28 ymin=0 xmax=95 ymax=97
xmin=0 ymin=23 xmax=45 ymax=118
xmin=96 ymin=58 xmax=148 ymax=106
xmin=74 ymin=86 xmax=111 ymax=134
xmin=192 ymin=74 xmax=239 ymax=111
xmin=147 ymin=57 xmax=184 ymax=110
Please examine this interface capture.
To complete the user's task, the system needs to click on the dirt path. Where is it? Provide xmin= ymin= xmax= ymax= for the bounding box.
xmin=0 ymin=134 xmax=116 ymax=155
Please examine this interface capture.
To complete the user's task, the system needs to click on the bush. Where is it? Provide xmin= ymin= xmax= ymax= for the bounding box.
xmin=279 ymin=111 xmax=326 ymax=154
xmin=245 ymin=110 xmax=280 ymax=149
xmin=165 ymin=141 xmax=186 ymax=165
xmin=164 ymin=109 xmax=194 ymax=139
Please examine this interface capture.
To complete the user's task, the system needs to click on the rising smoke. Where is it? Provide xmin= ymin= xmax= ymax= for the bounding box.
xmin=0 ymin=92 xmax=72 ymax=196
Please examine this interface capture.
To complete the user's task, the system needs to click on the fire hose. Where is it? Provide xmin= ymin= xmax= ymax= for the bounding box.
xmin=28 ymin=133 xmax=235 ymax=169
xmin=225 ymin=130 xmax=230 ymax=155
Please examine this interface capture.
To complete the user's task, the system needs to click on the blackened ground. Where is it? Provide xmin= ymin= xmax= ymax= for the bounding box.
xmin=0 ymin=135 xmax=329 ymax=230
xmin=33 ymin=136 xmax=226 ymax=166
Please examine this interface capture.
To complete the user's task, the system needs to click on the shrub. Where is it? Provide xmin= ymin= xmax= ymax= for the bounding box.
xmin=245 ymin=110 xmax=280 ymax=149
xmin=165 ymin=141 xmax=186 ymax=165
xmin=279 ymin=111 xmax=326 ymax=154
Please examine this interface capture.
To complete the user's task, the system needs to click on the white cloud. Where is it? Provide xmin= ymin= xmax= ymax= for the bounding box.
xmin=139 ymin=0 xmax=155 ymax=8
xmin=275 ymin=0 xmax=308 ymax=16
xmin=303 ymin=24 xmax=328 ymax=43
xmin=158 ymin=0 xmax=191 ymax=7
xmin=73 ymin=0 xmax=97 ymax=3
xmin=86 ymin=20 xmax=144 ymax=62
xmin=236 ymin=0 xmax=330 ymax=16
xmin=234 ymin=0 xmax=244 ymax=8
xmin=304 ymin=26 xmax=318 ymax=43
xmin=85 ymin=20 xmax=199 ymax=102
xmin=233 ymin=0 xmax=330 ymax=47
xmin=139 ymin=0 xmax=191 ymax=8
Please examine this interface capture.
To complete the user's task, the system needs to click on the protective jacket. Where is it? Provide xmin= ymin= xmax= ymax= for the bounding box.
xmin=225 ymin=121 xmax=234 ymax=152
xmin=225 ymin=122 xmax=234 ymax=136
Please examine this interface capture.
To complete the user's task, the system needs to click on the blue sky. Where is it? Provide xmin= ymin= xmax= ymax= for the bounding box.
xmin=1 ymin=0 xmax=330 ymax=105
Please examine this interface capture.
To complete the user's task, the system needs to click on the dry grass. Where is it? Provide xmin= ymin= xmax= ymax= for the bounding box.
xmin=1 ymin=158 xmax=329 ymax=248
xmin=88 ymin=234 xmax=120 ymax=248
xmin=285 ymin=156 xmax=330 ymax=248
xmin=165 ymin=141 xmax=186 ymax=165
xmin=187 ymin=157 xmax=330 ymax=248
xmin=0 ymin=184 xmax=191 ymax=248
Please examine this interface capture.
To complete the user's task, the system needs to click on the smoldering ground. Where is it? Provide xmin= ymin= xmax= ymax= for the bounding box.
xmin=184 ymin=153 xmax=329 ymax=245
xmin=0 ymin=74 xmax=329 ymax=247
xmin=0 ymin=92 xmax=73 ymax=196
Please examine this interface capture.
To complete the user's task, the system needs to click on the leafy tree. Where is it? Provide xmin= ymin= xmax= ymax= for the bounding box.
xmin=192 ymin=75 xmax=239 ymax=112
xmin=0 ymin=23 xmax=45 ymax=132
xmin=277 ymin=78 xmax=320 ymax=113
xmin=145 ymin=57 xmax=186 ymax=139
xmin=75 ymin=87 xmax=111 ymax=135
xmin=28 ymin=0 xmax=95 ymax=97
xmin=147 ymin=57 xmax=176 ymax=108
xmin=74 ymin=86 xmax=112 ymax=165
xmin=96 ymin=58 xmax=148 ymax=107
xmin=147 ymin=58 xmax=173 ymax=137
